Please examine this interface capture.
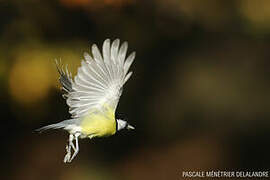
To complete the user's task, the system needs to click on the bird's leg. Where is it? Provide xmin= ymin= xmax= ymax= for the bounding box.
xmin=64 ymin=134 xmax=74 ymax=163
xmin=69 ymin=134 xmax=76 ymax=152
xmin=69 ymin=133 xmax=80 ymax=162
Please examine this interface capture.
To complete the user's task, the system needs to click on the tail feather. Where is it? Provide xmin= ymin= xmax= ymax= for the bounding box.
xmin=35 ymin=123 xmax=65 ymax=133
xmin=35 ymin=119 xmax=78 ymax=133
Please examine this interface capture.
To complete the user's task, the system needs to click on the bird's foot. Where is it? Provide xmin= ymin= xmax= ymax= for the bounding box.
xmin=63 ymin=133 xmax=80 ymax=163
xmin=63 ymin=144 xmax=71 ymax=163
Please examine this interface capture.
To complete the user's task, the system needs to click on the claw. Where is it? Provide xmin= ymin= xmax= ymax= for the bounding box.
xmin=64 ymin=152 xmax=70 ymax=163
xmin=65 ymin=144 xmax=69 ymax=152
xmin=64 ymin=153 xmax=70 ymax=163
xmin=64 ymin=144 xmax=71 ymax=163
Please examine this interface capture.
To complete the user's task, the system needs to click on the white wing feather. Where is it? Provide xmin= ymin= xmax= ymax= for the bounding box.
xmin=57 ymin=39 xmax=135 ymax=118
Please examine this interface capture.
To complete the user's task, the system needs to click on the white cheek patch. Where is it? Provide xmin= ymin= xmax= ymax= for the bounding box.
xmin=117 ymin=119 xmax=127 ymax=131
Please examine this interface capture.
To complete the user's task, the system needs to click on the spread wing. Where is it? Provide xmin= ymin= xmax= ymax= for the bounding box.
xmin=56 ymin=39 xmax=135 ymax=118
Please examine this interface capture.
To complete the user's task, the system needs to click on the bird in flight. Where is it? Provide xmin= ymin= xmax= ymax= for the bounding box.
xmin=36 ymin=39 xmax=135 ymax=163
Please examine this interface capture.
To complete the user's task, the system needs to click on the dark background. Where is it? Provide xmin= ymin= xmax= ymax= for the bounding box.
xmin=1 ymin=0 xmax=270 ymax=179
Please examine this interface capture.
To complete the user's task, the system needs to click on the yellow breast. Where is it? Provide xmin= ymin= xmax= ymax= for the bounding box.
xmin=80 ymin=106 xmax=116 ymax=138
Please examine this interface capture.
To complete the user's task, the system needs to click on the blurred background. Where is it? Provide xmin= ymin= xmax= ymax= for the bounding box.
xmin=1 ymin=0 xmax=270 ymax=179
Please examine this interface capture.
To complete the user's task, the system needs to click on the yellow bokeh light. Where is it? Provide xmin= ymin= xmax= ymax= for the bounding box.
xmin=8 ymin=41 xmax=89 ymax=105
xmin=9 ymin=51 xmax=54 ymax=105
xmin=240 ymin=0 xmax=270 ymax=29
